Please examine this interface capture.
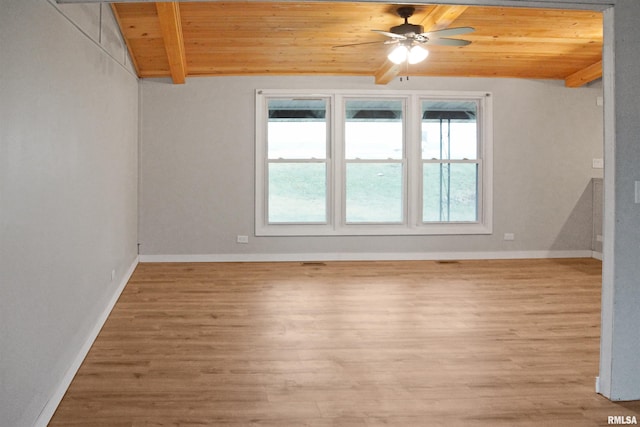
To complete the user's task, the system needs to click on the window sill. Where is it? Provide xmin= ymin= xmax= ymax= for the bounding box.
xmin=255 ymin=222 xmax=492 ymax=237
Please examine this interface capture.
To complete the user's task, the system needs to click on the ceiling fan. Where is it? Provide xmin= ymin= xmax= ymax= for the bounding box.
xmin=335 ymin=6 xmax=474 ymax=65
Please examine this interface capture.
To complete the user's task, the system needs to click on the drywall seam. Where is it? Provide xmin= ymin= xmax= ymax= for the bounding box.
xmin=46 ymin=0 xmax=137 ymax=79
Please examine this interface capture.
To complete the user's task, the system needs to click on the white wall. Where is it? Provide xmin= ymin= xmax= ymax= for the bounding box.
xmin=599 ymin=0 xmax=640 ymax=401
xmin=0 ymin=1 xmax=138 ymax=425
xmin=139 ymin=76 xmax=603 ymax=260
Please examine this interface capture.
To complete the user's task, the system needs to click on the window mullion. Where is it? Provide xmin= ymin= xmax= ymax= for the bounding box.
xmin=407 ymin=94 xmax=420 ymax=228
xmin=333 ymin=95 xmax=344 ymax=231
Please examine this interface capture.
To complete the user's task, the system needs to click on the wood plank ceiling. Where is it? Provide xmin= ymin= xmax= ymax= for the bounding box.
xmin=111 ymin=2 xmax=603 ymax=86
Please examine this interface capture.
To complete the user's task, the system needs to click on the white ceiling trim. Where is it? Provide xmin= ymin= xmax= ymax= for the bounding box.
xmin=54 ymin=0 xmax=614 ymax=11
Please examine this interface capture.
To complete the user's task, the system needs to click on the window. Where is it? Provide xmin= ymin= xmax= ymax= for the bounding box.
xmin=344 ymin=99 xmax=405 ymax=223
xmin=256 ymin=90 xmax=492 ymax=236
xmin=421 ymin=100 xmax=479 ymax=223
xmin=265 ymin=98 xmax=329 ymax=224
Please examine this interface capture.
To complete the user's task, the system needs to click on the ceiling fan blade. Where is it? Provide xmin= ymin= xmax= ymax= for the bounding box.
xmin=332 ymin=40 xmax=386 ymax=49
xmin=426 ymin=38 xmax=472 ymax=47
xmin=421 ymin=27 xmax=475 ymax=39
xmin=372 ymin=29 xmax=406 ymax=40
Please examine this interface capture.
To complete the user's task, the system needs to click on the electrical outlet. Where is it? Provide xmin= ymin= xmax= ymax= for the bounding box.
xmin=111 ymin=269 xmax=116 ymax=281
xmin=592 ymin=158 xmax=604 ymax=169
xmin=237 ymin=235 xmax=249 ymax=244
xmin=504 ymin=233 xmax=515 ymax=241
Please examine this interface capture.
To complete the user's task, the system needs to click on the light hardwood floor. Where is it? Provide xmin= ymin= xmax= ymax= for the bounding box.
xmin=50 ymin=259 xmax=640 ymax=426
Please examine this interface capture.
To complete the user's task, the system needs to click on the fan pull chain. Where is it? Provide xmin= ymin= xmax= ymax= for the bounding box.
xmin=399 ymin=61 xmax=410 ymax=82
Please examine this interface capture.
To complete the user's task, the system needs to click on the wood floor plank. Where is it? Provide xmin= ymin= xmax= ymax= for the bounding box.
xmin=50 ymin=259 xmax=640 ymax=426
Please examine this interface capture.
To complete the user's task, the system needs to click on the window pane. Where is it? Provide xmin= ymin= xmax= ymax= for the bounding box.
xmin=268 ymin=99 xmax=327 ymax=159
xmin=346 ymin=163 xmax=403 ymax=223
xmin=422 ymin=100 xmax=477 ymax=160
xmin=268 ymin=163 xmax=326 ymax=223
xmin=423 ymin=163 xmax=478 ymax=222
xmin=345 ymin=99 xmax=403 ymax=160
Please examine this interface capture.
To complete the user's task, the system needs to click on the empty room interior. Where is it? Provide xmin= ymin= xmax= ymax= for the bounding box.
xmin=2 ymin=0 xmax=640 ymax=426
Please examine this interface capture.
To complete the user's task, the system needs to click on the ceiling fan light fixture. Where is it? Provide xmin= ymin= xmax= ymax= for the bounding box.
xmin=388 ymin=44 xmax=409 ymax=64
xmin=388 ymin=43 xmax=429 ymax=65
xmin=408 ymin=45 xmax=429 ymax=64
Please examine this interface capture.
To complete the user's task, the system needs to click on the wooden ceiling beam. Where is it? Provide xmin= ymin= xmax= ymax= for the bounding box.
xmin=155 ymin=2 xmax=187 ymax=84
xmin=374 ymin=59 xmax=403 ymax=85
xmin=375 ymin=5 xmax=469 ymax=85
xmin=421 ymin=5 xmax=471 ymax=32
xmin=565 ymin=59 xmax=603 ymax=87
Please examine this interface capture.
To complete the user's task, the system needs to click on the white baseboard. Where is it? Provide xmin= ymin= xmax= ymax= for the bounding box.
xmin=592 ymin=251 xmax=603 ymax=261
xmin=35 ymin=256 xmax=139 ymax=427
xmin=139 ymin=250 xmax=596 ymax=263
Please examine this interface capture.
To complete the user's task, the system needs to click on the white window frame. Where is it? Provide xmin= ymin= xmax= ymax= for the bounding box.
xmin=255 ymin=89 xmax=493 ymax=236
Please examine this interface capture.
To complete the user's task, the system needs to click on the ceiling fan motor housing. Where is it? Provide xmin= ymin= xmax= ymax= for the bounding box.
xmin=391 ymin=6 xmax=423 ymax=36
xmin=390 ymin=22 xmax=424 ymax=36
